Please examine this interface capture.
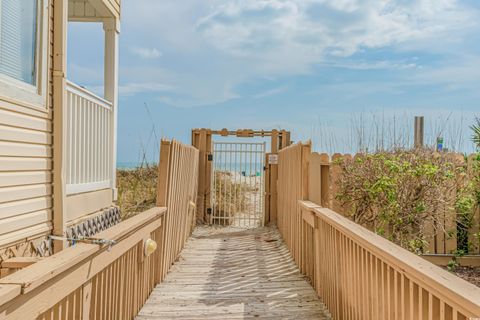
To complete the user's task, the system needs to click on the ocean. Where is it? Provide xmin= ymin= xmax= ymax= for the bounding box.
xmin=117 ymin=162 xmax=265 ymax=175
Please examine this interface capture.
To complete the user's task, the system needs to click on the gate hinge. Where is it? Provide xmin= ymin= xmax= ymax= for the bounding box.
xmin=207 ymin=154 xmax=213 ymax=161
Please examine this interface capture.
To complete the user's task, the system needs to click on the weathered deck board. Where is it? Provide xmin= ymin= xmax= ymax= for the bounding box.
xmin=136 ymin=226 xmax=331 ymax=320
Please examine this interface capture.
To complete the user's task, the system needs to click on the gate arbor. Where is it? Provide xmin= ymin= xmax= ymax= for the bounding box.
xmin=192 ymin=129 xmax=291 ymax=227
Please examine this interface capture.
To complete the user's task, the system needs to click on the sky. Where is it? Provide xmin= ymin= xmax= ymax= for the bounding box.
xmin=67 ymin=0 xmax=480 ymax=164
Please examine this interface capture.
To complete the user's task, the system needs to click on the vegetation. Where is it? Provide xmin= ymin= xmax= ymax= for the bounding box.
xmin=116 ymin=166 xmax=254 ymax=222
xmin=335 ymin=150 xmax=480 ymax=254
xmin=213 ymin=171 xmax=250 ymax=218
xmin=472 ymin=117 xmax=480 ymax=151
xmin=117 ymin=165 xmax=158 ymax=219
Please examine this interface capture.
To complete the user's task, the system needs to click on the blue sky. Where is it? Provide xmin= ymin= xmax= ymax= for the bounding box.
xmin=67 ymin=0 xmax=480 ymax=163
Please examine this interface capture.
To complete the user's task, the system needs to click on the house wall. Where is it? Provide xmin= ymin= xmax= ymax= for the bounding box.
xmin=1 ymin=0 xmax=118 ymax=264
xmin=0 ymin=1 xmax=55 ymax=253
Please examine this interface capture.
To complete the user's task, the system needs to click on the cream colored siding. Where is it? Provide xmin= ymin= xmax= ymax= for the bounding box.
xmin=0 ymin=1 xmax=54 ymax=249
xmin=0 ymin=107 xmax=53 ymax=245
xmin=0 ymin=108 xmax=53 ymax=248
xmin=0 ymin=158 xmax=51 ymax=171
xmin=66 ymin=189 xmax=112 ymax=222
xmin=68 ymin=0 xmax=120 ymax=19
xmin=68 ymin=1 xmax=100 ymax=18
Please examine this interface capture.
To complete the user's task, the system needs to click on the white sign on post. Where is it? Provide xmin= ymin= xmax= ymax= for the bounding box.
xmin=268 ymin=154 xmax=278 ymax=165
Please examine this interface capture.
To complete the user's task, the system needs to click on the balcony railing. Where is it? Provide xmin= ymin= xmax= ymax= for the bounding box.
xmin=65 ymin=80 xmax=113 ymax=195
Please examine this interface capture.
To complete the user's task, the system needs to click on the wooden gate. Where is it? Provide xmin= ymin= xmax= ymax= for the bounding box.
xmin=192 ymin=128 xmax=292 ymax=225
xmin=210 ymin=142 xmax=266 ymax=227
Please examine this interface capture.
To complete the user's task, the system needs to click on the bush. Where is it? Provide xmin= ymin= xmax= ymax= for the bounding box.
xmin=335 ymin=150 xmax=479 ymax=254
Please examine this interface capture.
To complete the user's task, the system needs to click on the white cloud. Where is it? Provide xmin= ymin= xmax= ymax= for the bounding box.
xmin=131 ymin=47 xmax=162 ymax=59
xmin=117 ymin=0 xmax=480 ymax=107
xmin=196 ymin=0 xmax=477 ymax=72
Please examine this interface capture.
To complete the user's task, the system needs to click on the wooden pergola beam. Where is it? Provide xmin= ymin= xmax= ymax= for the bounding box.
xmin=192 ymin=128 xmax=292 ymax=143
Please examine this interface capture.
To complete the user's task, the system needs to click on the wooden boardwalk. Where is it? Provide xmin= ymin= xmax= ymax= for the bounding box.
xmin=137 ymin=226 xmax=331 ymax=319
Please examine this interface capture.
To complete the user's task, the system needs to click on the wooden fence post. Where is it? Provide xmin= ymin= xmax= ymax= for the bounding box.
xmin=414 ymin=116 xmax=425 ymax=148
xmin=197 ymin=129 xmax=207 ymax=223
xmin=330 ymin=154 xmax=343 ymax=213
xmin=308 ymin=153 xmax=322 ymax=205
xmin=191 ymin=129 xmax=212 ymax=223
xmin=157 ymin=140 xmax=171 ymax=279
xmin=444 ymin=153 xmax=463 ymax=254
xmin=300 ymin=143 xmax=311 ymax=274
xmin=264 ymin=153 xmax=271 ymax=224
xmin=319 ymin=153 xmax=330 ymax=208
xmin=156 ymin=140 xmax=171 ymax=207
xmin=271 ymin=130 xmax=279 ymax=153
xmin=301 ymin=143 xmax=311 ymax=201
xmin=467 ymin=154 xmax=480 ymax=254
xmin=205 ymin=131 xmax=213 ymax=224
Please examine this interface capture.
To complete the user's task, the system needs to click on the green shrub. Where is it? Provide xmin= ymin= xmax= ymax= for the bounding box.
xmin=336 ymin=150 xmax=479 ymax=254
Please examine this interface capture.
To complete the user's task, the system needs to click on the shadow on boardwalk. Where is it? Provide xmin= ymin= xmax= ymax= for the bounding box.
xmin=136 ymin=226 xmax=331 ymax=319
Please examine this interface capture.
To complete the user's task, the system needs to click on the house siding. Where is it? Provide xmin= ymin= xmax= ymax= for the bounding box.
xmin=0 ymin=1 xmax=54 ymax=250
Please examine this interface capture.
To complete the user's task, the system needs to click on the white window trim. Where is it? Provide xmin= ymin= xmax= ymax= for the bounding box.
xmin=0 ymin=0 xmax=49 ymax=109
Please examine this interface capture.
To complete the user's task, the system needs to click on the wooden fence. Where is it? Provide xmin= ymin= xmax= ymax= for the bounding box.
xmin=277 ymin=142 xmax=310 ymax=266
xmin=278 ymin=142 xmax=480 ymax=319
xmin=305 ymin=151 xmax=480 ymax=255
xmin=0 ymin=140 xmax=199 ymax=319
xmin=156 ymin=140 xmax=199 ymax=277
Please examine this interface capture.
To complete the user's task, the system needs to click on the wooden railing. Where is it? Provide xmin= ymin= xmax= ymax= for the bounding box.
xmin=0 ymin=207 xmax=165 ymax=319
xmin=0 ymin=140 xmax=199 ymax=319
xmin=278 ymin=142 xmax=480 ymax=320
xmin=66 ymin=81 xmax=113 ymax=195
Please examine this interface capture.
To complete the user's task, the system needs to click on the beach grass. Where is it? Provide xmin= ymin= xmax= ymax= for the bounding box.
xmin=117 ymin=165 xmax=158 ymax=219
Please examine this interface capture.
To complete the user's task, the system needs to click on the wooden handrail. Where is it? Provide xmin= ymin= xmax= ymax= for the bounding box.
xmin=0 ymin=207 xmax=165 ymax=293
xmin=298 ymin=200 xmax=480 ymax=318
xmin=0 ymin=207 xmax=166 ymax=317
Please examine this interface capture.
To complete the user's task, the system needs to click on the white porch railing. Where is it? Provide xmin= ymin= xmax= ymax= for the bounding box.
xmin=66 ymin=80 xmax=113 ymax=195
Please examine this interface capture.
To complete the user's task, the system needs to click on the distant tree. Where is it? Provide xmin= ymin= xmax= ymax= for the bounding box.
xmin=472 ymin=117 xmax=480 ymax=151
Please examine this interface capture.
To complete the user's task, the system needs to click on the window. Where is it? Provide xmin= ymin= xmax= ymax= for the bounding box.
xmin=0 ymin=0 xmax=38 ymax=85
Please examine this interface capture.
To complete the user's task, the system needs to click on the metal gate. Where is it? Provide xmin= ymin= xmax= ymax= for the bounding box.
xmin=210 ymin=142 xmax=266 ymax=227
